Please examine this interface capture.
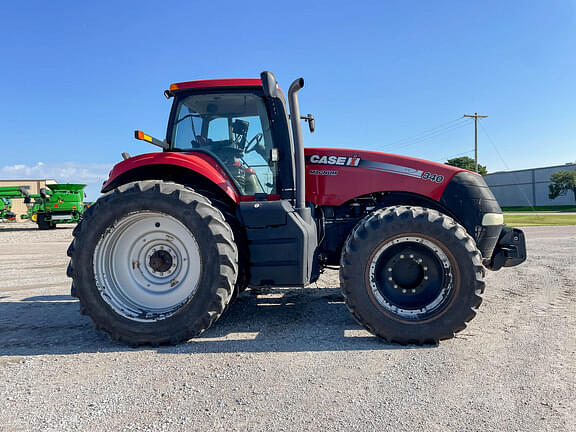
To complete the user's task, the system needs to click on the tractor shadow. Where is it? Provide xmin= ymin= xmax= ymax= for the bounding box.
xmin=0 ymin=222 xmax=76 ymax=233
xmin=0 ymin=226 xmax=39 ymax=232
xmin=0 ymin=287 xmax=432 ymax=357
xmin=0 ymin=224 xmax=75 ymax=232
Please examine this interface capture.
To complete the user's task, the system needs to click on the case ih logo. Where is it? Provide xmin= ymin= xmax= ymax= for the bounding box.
xmin=308 ymin=154 xmax=361 ymax=167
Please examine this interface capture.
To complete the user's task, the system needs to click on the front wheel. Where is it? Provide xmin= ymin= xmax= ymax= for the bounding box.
xmin=340 ymin=206 xmax=485 ymax=345
xmin=37 ymin=214 xmax=55 ymax=230
xmin=67 ymin=181 xmax=237 ymax=345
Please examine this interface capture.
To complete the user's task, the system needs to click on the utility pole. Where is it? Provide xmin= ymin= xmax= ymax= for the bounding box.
xmin=463 ymin=112 xmax=488 ymax=173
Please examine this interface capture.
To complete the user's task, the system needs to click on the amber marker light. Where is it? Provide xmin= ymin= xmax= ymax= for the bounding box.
xmin=135 ymin=130 xmax=152 ymax=143
xmin=134 ymin=130 xmax=169 ymax=149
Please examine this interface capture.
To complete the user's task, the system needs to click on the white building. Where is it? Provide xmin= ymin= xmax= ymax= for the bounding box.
xmin=485 ymin=163 xmax=576 ymax=207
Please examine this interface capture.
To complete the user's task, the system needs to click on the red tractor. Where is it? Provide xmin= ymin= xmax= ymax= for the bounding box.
xmin=67 ymin=71 xmax=526 ymax=345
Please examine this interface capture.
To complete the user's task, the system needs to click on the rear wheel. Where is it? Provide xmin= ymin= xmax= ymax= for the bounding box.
xmin=340 ymin=206 xmax=484 ymax=344
xmin=195 ymin=191 xmax=249 ymax=301
xmin=67 ymin=180 xmax=237 ymax=345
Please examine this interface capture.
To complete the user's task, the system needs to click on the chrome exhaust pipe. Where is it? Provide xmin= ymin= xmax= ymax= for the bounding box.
xmin=288 ymin=78 xmax=306 ymax=213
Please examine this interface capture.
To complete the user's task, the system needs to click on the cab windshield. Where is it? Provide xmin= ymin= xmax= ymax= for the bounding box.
xmin=170 ymin=92 xmax=277 ymax=195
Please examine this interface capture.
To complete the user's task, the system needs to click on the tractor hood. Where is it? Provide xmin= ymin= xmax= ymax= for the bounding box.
xmin=304 ymin=148 xmax=469 ymax=206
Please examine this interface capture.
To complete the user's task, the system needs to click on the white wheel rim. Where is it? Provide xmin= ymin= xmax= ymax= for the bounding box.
xmin=94 ymin=211 xmax=202 ymax=322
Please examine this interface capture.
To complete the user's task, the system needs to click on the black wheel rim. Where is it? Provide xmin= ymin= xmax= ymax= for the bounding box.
xmin=368 ymin=236 xmax=454 ymax=320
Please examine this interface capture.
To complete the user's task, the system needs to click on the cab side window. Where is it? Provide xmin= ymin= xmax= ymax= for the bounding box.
xmin=171 ymin=93 xmax=278 ymax=195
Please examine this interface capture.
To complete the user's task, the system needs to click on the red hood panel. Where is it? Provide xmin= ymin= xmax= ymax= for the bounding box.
xmin=304 ymin=148 xmax=469 ymax=206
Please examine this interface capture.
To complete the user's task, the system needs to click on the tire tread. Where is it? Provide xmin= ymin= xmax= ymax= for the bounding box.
xmin=67 ymin=180 xmax=237 ymax=345
xmin=340 ymin=205 xmax=484 ymax=345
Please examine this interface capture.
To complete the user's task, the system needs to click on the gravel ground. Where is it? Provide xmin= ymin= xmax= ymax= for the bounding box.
xmin=0 ymin=222 xmax=574 ymax=432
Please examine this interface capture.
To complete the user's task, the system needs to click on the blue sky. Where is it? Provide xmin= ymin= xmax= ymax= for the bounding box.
xmin=0 ymin=1 xmax=574 ymax=199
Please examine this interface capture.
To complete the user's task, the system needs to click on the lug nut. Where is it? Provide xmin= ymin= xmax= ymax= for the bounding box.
xmin=394 ymin=284 xmax=398 ymax=289
xmin=402 ymin=289 xmax=407 ymax=293
xmin=423 ymin=266 xmax=428 ymax=271
xmin=424 ymin=276 xmax=429 ymax=280
xmin=409 ymin=254 xmax=414 ymax=258
xmin=388 ymin=277 xmax=393 ymax=281
xmin=400 ymin=254 xmax=405 ymax=259
xmin=388 ymin=267 xmax=393 ymax=272
xmin=412 ymin=289 xmax=416 ymax=293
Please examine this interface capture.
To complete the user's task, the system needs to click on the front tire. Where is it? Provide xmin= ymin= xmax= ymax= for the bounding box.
xmin=67 ymin=181 xmax=237 ymax=345
xmin=340 ymin=206 xmax=484 ymax=345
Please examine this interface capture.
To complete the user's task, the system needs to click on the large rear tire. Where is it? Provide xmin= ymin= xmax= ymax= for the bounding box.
xmin=340 ymin=206 xmax=484 ymax=345
xmin=196 ymin=192 xmax=249 ymax=299
xmin=67 ymin=180 xmax=237 ymax=345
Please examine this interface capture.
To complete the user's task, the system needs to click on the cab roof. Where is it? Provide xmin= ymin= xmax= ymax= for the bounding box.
xmin=169 ymin=78 xmax=263 ymax=92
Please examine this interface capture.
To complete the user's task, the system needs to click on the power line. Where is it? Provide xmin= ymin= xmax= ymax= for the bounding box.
xmin=381 ymin=117 xmax=467 ymax=150
xmin=478 ymin=123 xmax=508 ymax=168
xmin=436 ymin=149 xmax=475 ymax=163
xmin=382 ymin=118 xmax=466 ymax=149
xmin=479 ymin=122 xmax=535 ymax=209
xmin=382 ymin=119 xmax=472 ymax=152
xmin=388 ymin=121 xmax=471 ymax=151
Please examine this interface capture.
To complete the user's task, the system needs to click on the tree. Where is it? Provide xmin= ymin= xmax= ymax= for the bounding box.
xmin=548 ymin=170 xmax=576 ymax=203
xmin=445 ymin=156 xmax=488 ymax=176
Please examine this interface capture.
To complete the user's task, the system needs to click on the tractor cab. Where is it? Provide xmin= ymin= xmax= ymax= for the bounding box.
xmin=167 ymin=87 xmax=276 ymax=196
xmin=164 ymin=79 xmax=296 ymax=199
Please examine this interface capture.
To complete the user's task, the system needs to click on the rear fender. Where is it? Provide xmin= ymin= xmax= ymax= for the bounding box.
xmin=102 ymin=152 xmax=240 ymax=203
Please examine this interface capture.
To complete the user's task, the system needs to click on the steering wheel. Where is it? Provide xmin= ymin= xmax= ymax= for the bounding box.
xmin=245 ymin=133 xmax=263 ymax=153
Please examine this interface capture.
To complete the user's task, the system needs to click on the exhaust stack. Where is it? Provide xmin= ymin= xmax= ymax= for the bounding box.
xmin=288 ymin=78 xmax=307 ymax=217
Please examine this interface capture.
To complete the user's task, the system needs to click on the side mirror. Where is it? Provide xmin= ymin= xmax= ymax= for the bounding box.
xmin=298 ymin=114 xmax=315 ymax=133
xmin=306 ymin=114 xmax=315 ymax=133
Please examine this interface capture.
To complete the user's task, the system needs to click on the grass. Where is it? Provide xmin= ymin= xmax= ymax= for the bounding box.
xmin=501 ymin=205 xmax=576 ymax=212
xmin=504 ymin=214 xmax=576 ymax=226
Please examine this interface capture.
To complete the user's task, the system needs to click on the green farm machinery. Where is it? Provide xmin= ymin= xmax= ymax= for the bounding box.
xmin=0 ymin=197 xmax=16 ymax=221
xmin=0 ymin=186 xmax=29 ymax=222
xmin=22 ymin=184 xmax=87 ymax=229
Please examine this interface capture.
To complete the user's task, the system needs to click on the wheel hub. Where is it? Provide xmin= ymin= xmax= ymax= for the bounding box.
xmin=384 ymin=251 xmax=435 ymax=295
xmin=146 ymin=247 xmax=177 ymax=276
xmin=93 ymin=212 xmax=202 ymax=322
xmin=368 ymin=236 xmax=453 ymax=319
